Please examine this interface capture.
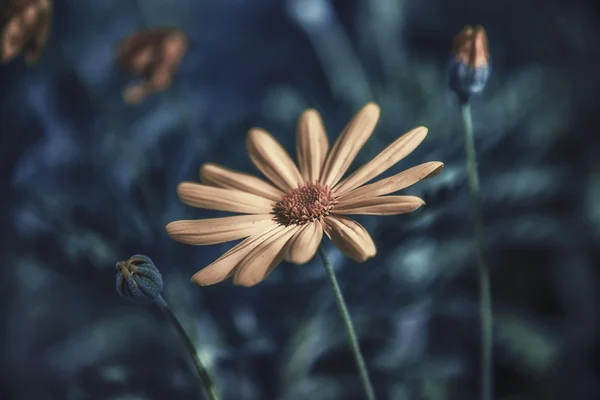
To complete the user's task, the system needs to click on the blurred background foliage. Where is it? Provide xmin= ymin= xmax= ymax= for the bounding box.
xmin=1 ymin=0 xmax=599 ymax=399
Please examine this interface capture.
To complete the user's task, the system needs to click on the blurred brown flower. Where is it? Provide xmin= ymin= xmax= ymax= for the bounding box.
xmin=1 ymin=0 xmax=52 ymax=65
xmin=166 ymin=103 xmax=444 ymax=287
xmin=116 ymin=27 xmax=188 ymax=104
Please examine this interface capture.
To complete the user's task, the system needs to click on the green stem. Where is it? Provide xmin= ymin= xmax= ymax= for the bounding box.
xmin=318 ymin=245 xmax=376 ymax=400
xmin=154 ymin=296 xmax=221 ymax=400
xmin=461 ymin=103 xmax=493 ymax=400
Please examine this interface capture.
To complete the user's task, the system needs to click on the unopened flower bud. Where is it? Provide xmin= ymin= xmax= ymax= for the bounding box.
xmin=448 ymin=25 xmax=491 ymax=103
xmin=116 ymin=255 xmax=163 ymax=304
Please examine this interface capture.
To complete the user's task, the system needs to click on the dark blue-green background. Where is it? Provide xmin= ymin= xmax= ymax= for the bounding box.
xmin=1 ymin=0 xmax=599 ymax=399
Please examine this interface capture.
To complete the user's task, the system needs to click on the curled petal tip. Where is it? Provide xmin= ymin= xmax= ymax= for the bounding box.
xmin=428 ymin=162 xmax=444 ymax=178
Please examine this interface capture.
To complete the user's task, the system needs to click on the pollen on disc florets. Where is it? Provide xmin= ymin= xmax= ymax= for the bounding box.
xmin=273 ymin=182 xmax=338 ymax=226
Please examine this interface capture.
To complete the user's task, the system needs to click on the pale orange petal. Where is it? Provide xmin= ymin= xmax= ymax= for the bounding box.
xmin=333 ymin=126 xmax=428 ymax=196
xmin=319 ymin=103 xmax=380 ymax=187
xmin=335 ymin=195 xmax=425 ymax=215
xmin=177 ymin=182 xmax=274 ymax=214
xmin=166 ymin=214 xmax=275 ymax=245
xmin=282 ymin=221 xmax=323 ymax=264
xmin=200 ymin=162 xmax=284 ymax=202
xmin=233 ymin=225 xmax=299 ymax=287
xmin=338 ymin=161 xmax=444 ymax=202
xmin=247 ymin=128 xmax=303 ymax=191
xmin=190 ymin=224 xmax=284 ymax=286
xmin=296 ymin=109 xmax=329 ymax=183
xmin=323 ymin=216 xmax=376 ymax=263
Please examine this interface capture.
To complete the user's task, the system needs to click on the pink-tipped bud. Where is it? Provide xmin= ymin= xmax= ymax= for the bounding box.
xmin=448 ymin=25 xmax=491 ymax=103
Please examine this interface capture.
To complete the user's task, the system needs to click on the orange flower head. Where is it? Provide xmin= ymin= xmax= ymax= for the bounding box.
xmin=166 ymin=103 xmax=444 ymax=287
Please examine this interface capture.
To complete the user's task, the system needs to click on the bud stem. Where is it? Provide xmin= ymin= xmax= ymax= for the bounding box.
xmin=461 ymin=103 xmax=494 ymax=400
xmin=318 ymin=244 xmax=377 ymax=400
xmin=154 ymin=295 xmax=221 ymax=400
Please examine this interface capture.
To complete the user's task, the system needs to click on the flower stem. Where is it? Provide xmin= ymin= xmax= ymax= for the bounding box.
xmin=318 ymin=245 xmax=376 ymax=400
xmin=460 ymin=103 xmax=493 ymax=400
xmin=154 ymin=295 xmax=221 ymax=400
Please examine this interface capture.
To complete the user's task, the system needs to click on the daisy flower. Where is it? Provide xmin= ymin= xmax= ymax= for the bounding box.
xmin=167 ymin=102 xmax=443 ymax=287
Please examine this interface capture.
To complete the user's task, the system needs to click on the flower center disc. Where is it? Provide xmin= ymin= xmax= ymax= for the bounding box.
xmin=273 ymin=182 xmax=337 ymax=226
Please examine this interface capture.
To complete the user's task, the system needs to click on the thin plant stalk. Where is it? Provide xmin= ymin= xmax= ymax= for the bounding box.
xmin=318 ymin=245 xmax=376 ymax=400
xmin=154 ymin=295 xmax=221 ymax=400
xmin=287 ymin=0 xmax=374 ymax=107
xmin=460 ymin=103 xmax=493 ymax=400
